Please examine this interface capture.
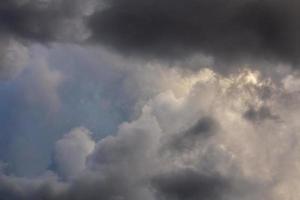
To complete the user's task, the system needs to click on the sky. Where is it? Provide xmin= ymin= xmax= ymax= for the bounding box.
xmin=1 ymin=0 xmax=300 ymax=199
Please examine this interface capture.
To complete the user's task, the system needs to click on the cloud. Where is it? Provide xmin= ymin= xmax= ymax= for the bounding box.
xmin=243 ymin=105 xmax=279 ymax=123
xmin=54 ymin=127 xmax=95 ymax=180
xmin=88 ymin=0 xmax=300 ymax=68
xmin=0 ymin=0 xmax=300 ymax=77
xmin=1 ymin=67 xmax=300 ymax=199
xmin=0 ymin=0 xmax=92 ymax=43
xmin=162 ymin=116 xmax=219 ymax=153
xmin=151 ymin=169 xmax=229 ymax=200
xmin=0 ymin=0 xmax=94 ymax=80
xmin=23 ymin=52 xmax=64 ymax=111
xmin=0 ymin=36 xmax=29 ymax=80
xmin=2 ymin=1 xmax=300 ymax=199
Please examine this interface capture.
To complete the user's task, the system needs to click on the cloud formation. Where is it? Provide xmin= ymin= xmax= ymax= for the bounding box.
xmin=1 ymin=67 xmax=300 ymax=199
xmin=1 ymin=1 xmax=300 ymax=200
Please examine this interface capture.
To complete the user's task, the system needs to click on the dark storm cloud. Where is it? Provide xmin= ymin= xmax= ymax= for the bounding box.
xmin=1 ymin=0 xmax=300 ymax=69
xmin=88 ymin=0 xmax=300 ymax=65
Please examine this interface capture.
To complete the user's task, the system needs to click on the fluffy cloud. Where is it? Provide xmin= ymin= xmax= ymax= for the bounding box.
xmin=2 ymin=1 xmax=300 ymax=199
xmin=54 ymin=127 xmax=95 ymax=179
xmin=1 ymin=67 xmax=300 ymax=199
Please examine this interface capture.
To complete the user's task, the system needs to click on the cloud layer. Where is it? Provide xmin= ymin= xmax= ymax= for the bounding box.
xmin=1 ymin=0 xmax=300 ymax=78
xmin=88 ymin=0 xmax=300 ymax=66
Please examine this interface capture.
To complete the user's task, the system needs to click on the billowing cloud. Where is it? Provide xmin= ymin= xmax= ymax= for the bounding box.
xmin=1 ymin=1 xmax=300 ymax=199
xmin=1 ymin=67 xmax=300 ymax=199
xmin=54 ymin=127 xmax=95 ymax=179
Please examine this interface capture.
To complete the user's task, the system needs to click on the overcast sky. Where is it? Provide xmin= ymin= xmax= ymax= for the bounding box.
xmin=1 ymin=0 xmax=300 ymax=200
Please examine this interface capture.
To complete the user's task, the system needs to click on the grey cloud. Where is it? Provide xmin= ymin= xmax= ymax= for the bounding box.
xmin=0 ymin=0 xmax=90 ymax=79
xmin=151 ymin=169 xmax=229 ymax=200
xmin=2 ymin=0 xmax=300 ymax=77
xmin=0 ymin=37 xmax=29 ymax=80
xmin=88 ymin=0 xmax=300 ymax=67
xmin=0 ymin=172 xmax=67 ymax=200
xmin=151 ymin=169 xmax=265 ymax=200
xmin=164 ymin=117 xmax=218 ymax=153
xmin=244 ymin=105 xmax=279 ymax=123
xmin=54 ymin=127 xmax=95 ymax=180
xmin=185 ymin=117 xmax=218 ymax=138
xmin=0 ymin=0 xmax=89 ymax=43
